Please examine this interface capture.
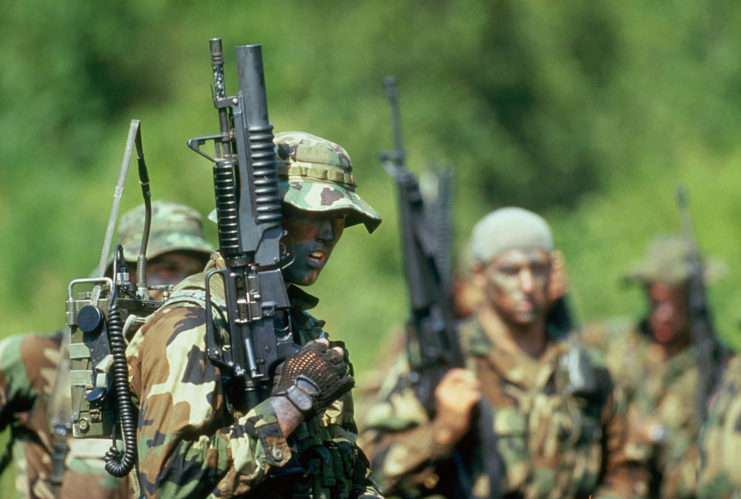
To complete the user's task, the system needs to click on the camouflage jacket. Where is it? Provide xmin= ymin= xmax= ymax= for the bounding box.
xmin=0 ymin=331 xmax=128 ymax=499
xmin=359 ymin=315 xmax=647 ymax=498
xmin=126 ymin=261 xmax=382 ymax=498
xmin=696 ymin=354 xmax=741 ymax=498
xmin=582 ymin=319 xmax=701 ymax=498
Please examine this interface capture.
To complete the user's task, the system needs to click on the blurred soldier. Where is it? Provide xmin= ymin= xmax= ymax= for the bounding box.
xmin=126 ymin=132 xmax=383 ymax=497
xmin=696 ymin=353 xmax=741 ymax=498
xmin=0 ymin=200 xmax=213 ymax=498
xmin=360 ymin=207 xmax=646 ymax=498
xmin=584 ymin=234 xmax=721 ymax=497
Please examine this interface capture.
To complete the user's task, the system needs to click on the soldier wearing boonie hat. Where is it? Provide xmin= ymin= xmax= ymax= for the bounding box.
xmin=126 ymin=132 xmax=384 ymax=497
xmin=594 ymin=233 xmax=726 ymax=497
xmin=106 ymin=200 xmax=214 ymax=288
xmin=0 ymin=201 xmax=215 ymax=499
xmin=361 ymin=206 xmax=644 ymax=498
xmin=114 ymin=200 xmax=214 ymax=267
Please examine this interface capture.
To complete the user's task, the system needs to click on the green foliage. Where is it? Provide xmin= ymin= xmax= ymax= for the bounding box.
xmin=3 ymin=0 xmax=741 ymax=489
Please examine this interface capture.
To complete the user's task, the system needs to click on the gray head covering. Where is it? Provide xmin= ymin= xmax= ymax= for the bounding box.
xmin=470 ymin=207 xmax=554 ymax=263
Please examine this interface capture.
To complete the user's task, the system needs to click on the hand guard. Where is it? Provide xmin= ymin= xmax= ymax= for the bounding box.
xmin=271 ymin=340 xmax=355 ymax=418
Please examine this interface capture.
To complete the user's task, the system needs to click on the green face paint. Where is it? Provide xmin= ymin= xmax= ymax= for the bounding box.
xmin=482 ymin=248 xmax=551 ymax=325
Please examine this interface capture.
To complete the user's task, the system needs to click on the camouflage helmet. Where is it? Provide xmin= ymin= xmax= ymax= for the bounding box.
xmin=274 ymin=131 xmax=382 ymax=233
xmin=623 ymin=233 xmax=725 ymax=286
xmin=117 ymin=200 xmax=214 ymax=263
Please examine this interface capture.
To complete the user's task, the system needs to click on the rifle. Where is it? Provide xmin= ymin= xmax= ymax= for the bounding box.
xmin=379 ymin=76 xmax=463 ymax=409
xmin=422 ymin=167 xmax=454 ymax=294
xmin=188 ymin=38 xmax=295 ymax=412
xmin=676 ymin=187 xmax=729 ymax=421
xmin=380 ymin=76 xmax=500 ymax=499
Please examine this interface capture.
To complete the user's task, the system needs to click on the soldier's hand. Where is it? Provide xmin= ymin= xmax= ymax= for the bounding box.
xmin=271 ymin=338 xmax=354 ymax=420
xmin=432 ymin=368 xmax=481 ymax=446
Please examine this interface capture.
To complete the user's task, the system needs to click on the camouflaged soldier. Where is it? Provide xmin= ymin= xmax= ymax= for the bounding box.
xmin=696 ymin=353 xmax=741 ymax=498
xmin=126 ymin=131 xmax=384 ymax=498
xmin=0 ymin=200 xmax=213 ymax=499
xmin=360 ymin=207 xmax=647 ymax=498
xmin=581 ymin=234 xmax=721 ymax=497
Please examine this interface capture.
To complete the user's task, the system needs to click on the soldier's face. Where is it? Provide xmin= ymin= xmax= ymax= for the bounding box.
xmin=647 ymin=282 xmax=690 ymax=347
xmin=129 ymin=252 xmax=206 ymax=299
xmin=282 ymin=206 xmax=346 ymax=286
xmin=476 ymin=248 xmax=551 ymax=325
xmin=146 ymin=253 xmax=206 ymax=286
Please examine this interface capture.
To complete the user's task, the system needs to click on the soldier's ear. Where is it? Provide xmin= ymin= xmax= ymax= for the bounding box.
xmin=471 ymin=261 xmax=486 ymax=288
xmin=547 ymin=249 xmax=568 ymax=302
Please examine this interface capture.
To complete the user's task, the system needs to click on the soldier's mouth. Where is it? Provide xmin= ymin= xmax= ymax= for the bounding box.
xmin=307 ymin=250 xmax=327 ymax=266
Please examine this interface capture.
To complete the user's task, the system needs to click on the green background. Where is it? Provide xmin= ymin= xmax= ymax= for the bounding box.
xmin=2 ymin=0 xmax=741 ymax=491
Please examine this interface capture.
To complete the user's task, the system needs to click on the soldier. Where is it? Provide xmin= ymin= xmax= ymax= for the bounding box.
xmin=360 ymin=207 xmax=647 ymax=498
xmin=696 ymin=353 xmax=741 ymax=498
xmin=587 ymin=234 xmax=718 ymax=497
xmin=125 ymin=132 xmax=384 ymax=497
xmin=0 ymin=200 xmax=214 ymax=498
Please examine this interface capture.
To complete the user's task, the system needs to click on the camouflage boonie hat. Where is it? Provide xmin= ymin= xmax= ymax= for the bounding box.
xmin=624 ymin=233 xmax=724 ymax=286
xmin=274 ymin=131 xmax=382 ymax=233
xmin=117 ymin=200 xmax=214 ymax=263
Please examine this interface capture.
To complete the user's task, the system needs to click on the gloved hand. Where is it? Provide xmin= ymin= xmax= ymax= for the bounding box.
xmin=271 ymin=340 xmax=355 ymax=418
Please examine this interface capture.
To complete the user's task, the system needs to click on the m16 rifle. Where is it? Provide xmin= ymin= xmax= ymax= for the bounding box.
xmin=380 ymin=76 xmax=500 ymax=498
xmin=67 ymin=119 xmax=162 ymax=478
xmin=187 ymin=38 xmax=296 ymax=412
xmin=379 ymin=76 xmax=463 ymax=410
xmin=421 ymin=167 xmax=454 ymax=294
xmin=677 ymin=187 xmax=729 ymax=421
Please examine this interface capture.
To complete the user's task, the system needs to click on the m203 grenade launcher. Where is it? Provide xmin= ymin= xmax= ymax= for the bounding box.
xmin=187 ymin=38 xmax=297 ymax=412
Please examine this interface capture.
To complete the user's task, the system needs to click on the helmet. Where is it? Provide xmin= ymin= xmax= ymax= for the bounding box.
xmin=117 ymin=200 xmax=214 ymax=263
xmin=274 ymin=131 xmax=381 ymax=233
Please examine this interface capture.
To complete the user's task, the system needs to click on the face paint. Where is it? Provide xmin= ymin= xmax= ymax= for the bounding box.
xmin=480 ymin=248 xmax=551 ymax=326
xmin=146 ymin=253 xmax=206 ymax=287
xmin=281 ymin=206 xmax=346 ymax=286
xmin=647 ymin=282 xmax=690 ymax=347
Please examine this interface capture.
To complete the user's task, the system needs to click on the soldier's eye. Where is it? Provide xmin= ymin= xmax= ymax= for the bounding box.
xmin=497 ymin=266 xmax=519 ymax=276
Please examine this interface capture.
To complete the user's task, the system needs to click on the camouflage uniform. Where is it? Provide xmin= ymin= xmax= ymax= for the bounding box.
xmin=360 ymin=318 xmax=643 ymax=498
xmin=696 ymin=354 xmax=741 ymax=498
xmin=597 ymin=322 xmax=699 ymax=498
xmin=360 ymin=207 xmax=645 ymax=498
xmin=581 ymin=235 xmax=713 ymax=498
xmin=0 ymin=200 xmax=213 ymax=498
xmin=125 ymin=132 xmax=383 ymax=497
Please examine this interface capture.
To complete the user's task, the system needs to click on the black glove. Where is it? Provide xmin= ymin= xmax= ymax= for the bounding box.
xmin=271 ymin=340 xmax=355 ymax=418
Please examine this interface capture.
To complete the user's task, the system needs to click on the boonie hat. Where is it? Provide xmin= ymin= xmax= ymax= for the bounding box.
xmin=275 ymin=131 xmax=381 ymax=233
xmin=118 ymin=200 xmax=214 ymax=263
xmin=623 ymin=233 xmax=725 ymax=286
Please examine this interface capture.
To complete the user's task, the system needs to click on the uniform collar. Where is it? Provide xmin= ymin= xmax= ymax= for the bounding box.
xmin=466 ymin=313 xmax=570 ymax=390
xmin=287 ymin=285 xmax=319 ymax=311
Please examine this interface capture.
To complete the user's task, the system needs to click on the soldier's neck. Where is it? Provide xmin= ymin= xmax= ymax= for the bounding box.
xmin=479 ymin=306 xmax=547 ymax=358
